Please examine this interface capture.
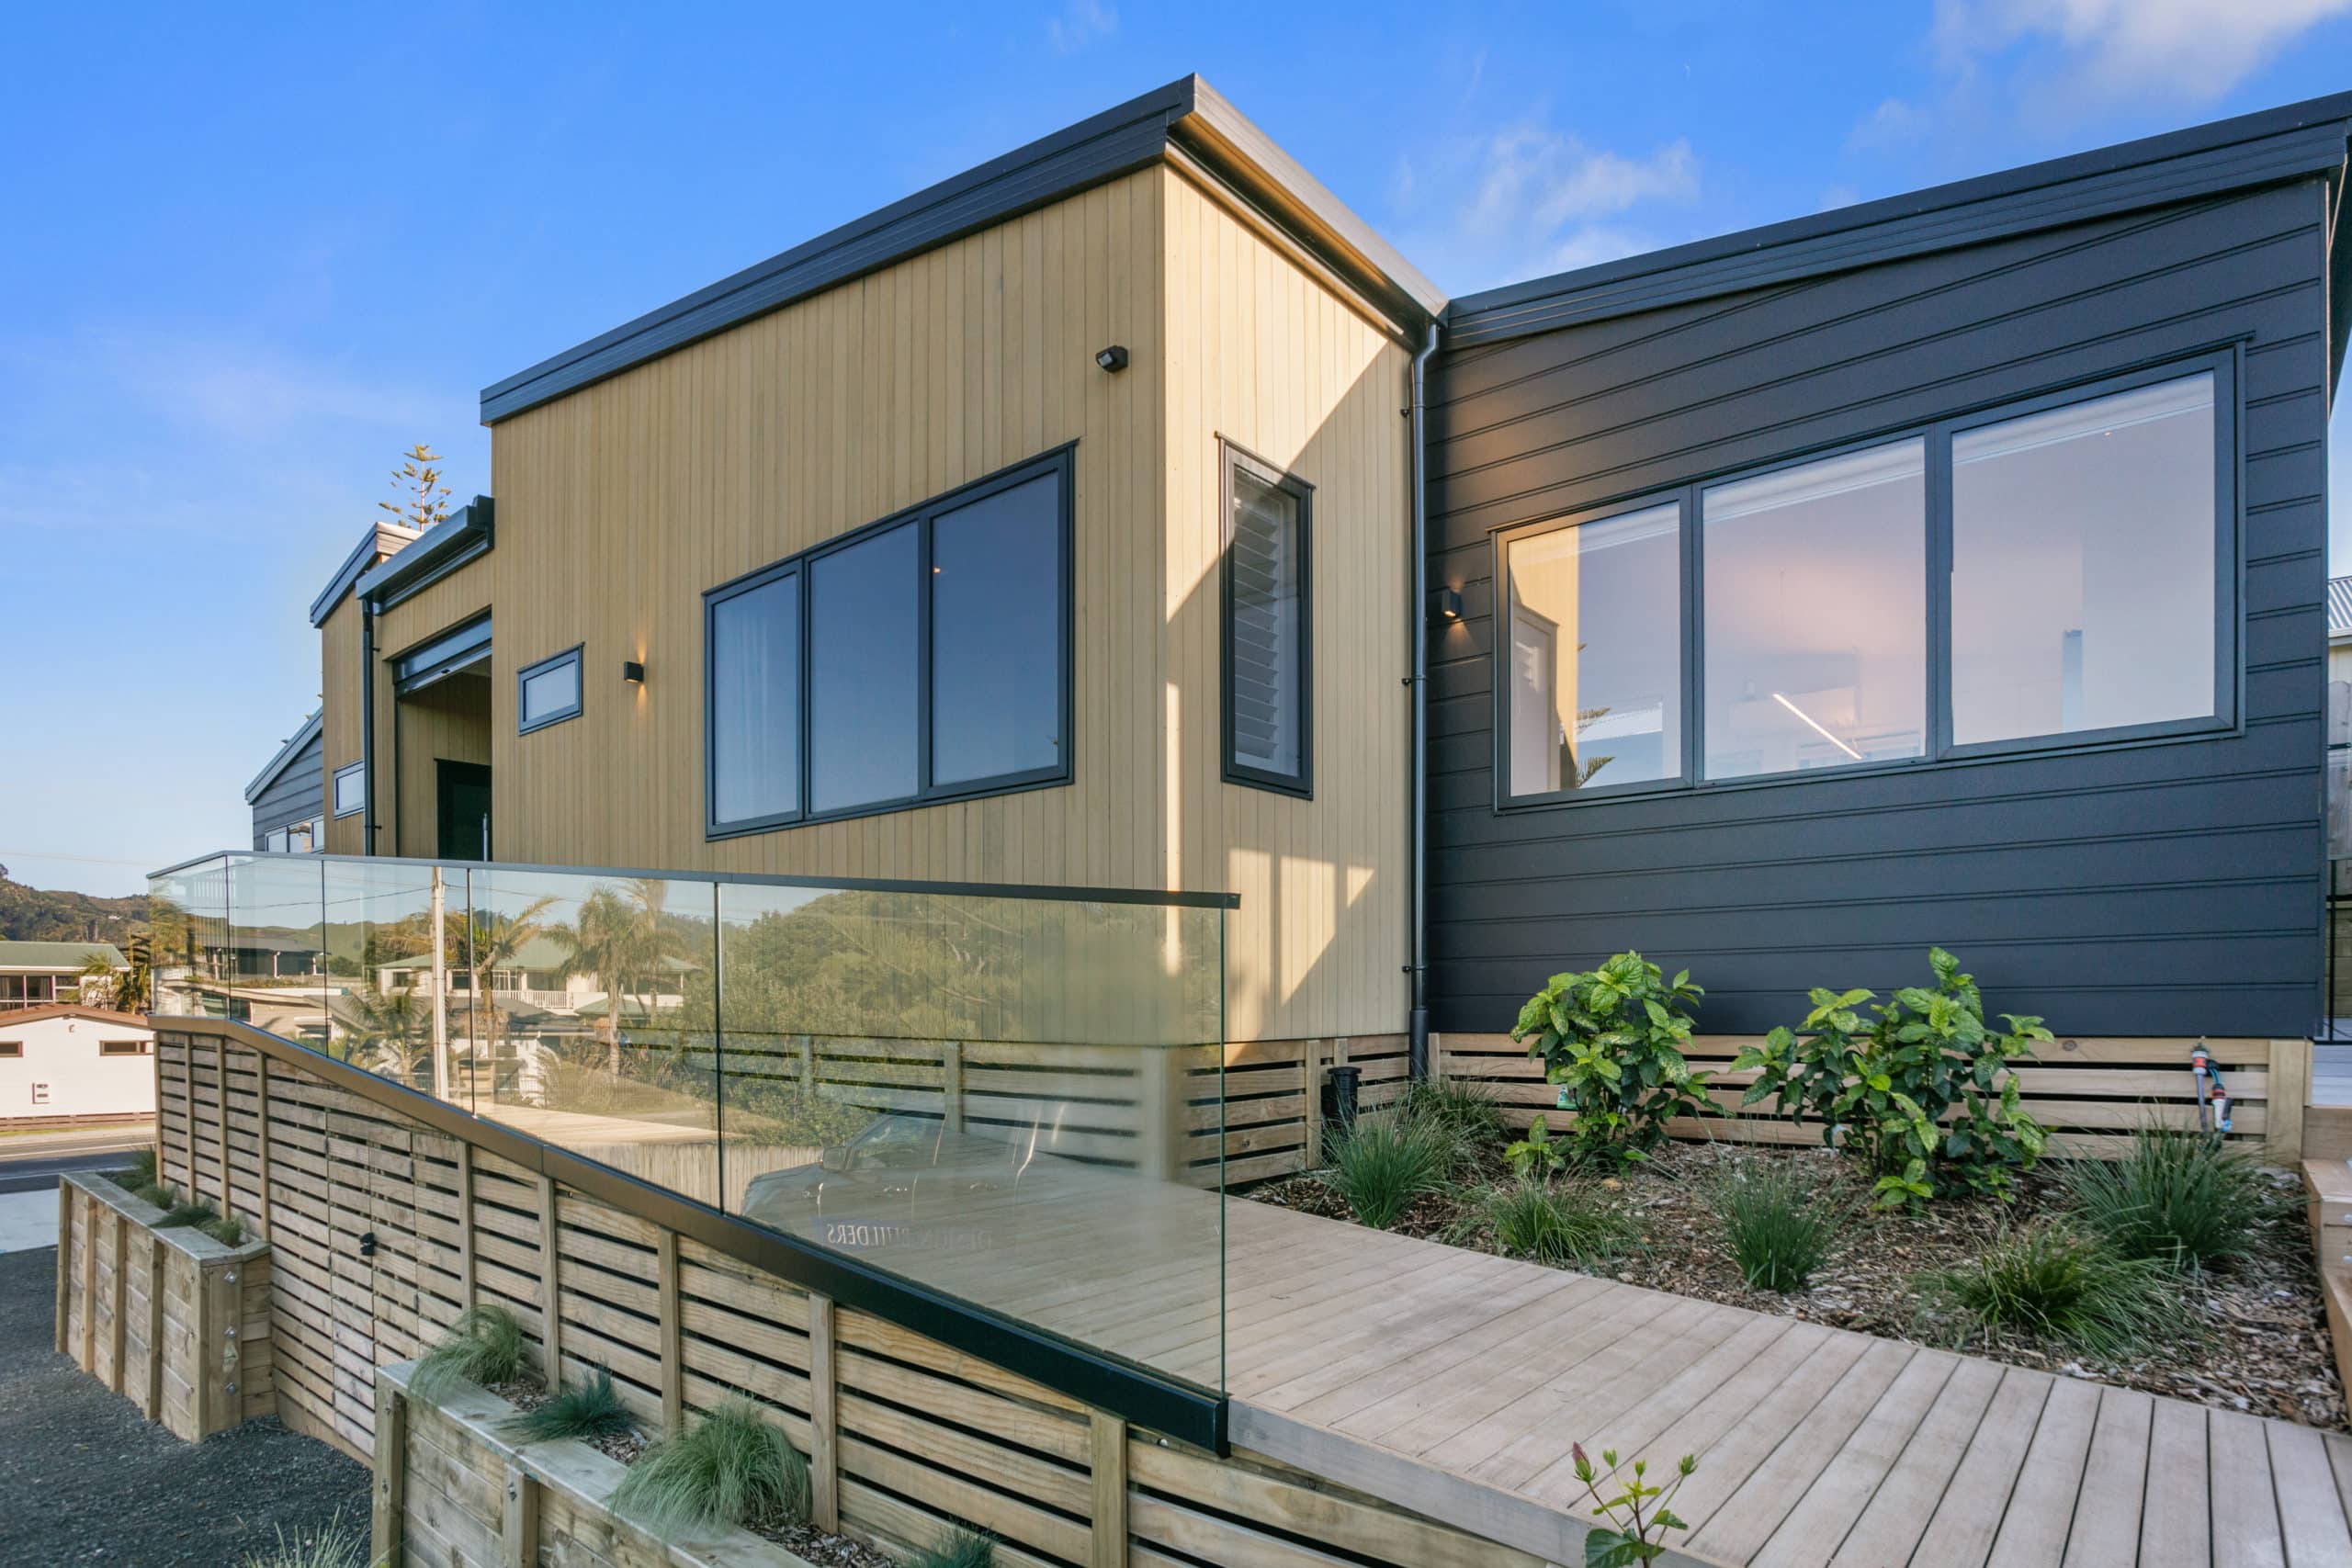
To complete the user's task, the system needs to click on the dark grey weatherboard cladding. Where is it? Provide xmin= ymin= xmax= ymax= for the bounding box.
xmin=247 ymin=716 xmax=324 ymax=846
xmin=1423 ymin=178 xmax=2341 ymax=1039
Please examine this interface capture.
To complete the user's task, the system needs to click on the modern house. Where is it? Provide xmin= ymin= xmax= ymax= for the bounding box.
xmin=246 ymin=709 xmax=325 ymax=852
xmin=0 ymin=1003 xmax=154 ymax=1122
xmin=0 ymin=940 xmax=126 ymax=1011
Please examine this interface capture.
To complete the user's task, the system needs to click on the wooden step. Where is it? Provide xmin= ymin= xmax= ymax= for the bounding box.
xmin=2306 ymin=1106 xmax=2352 ymax=1162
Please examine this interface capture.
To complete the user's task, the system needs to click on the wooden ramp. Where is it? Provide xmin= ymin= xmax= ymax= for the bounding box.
xmin=1212 ymin=1201 xmax=2352 ymax=1568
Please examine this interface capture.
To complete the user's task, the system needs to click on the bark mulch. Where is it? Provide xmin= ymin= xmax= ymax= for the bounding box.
xmin=1250 ymin=1136 xmax=2344 ymax=1432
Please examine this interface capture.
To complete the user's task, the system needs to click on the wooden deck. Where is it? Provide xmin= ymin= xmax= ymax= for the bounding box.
xmin=1216 ymin=1201 xmax=2352 ymax=1568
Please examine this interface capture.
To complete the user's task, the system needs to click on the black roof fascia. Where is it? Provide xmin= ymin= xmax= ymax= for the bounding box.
xmin=479 ymin=75 xmax=1445 ymax=424
xmin=356 ymin=497 xmax=494 ymax=614
xmin=307 ymin=521 xmax=421 ymax=626
xmin=243 ymin=710 xmax=323 ymax=804
xmin=1445 ymin=89 xmax=2352 ymax=350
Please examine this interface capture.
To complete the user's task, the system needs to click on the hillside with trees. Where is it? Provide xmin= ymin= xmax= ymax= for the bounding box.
xmin=0 ymin=865 xmax=147 ymax=943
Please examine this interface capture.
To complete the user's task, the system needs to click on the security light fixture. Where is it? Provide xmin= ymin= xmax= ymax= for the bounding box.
xmin=1431 ymin=586 xmax=1464 ymax=622
xmin=623 ymin=660 xmax=647 ymax=684
xmin=1095 ymin=344 xmax=1129 ymax=373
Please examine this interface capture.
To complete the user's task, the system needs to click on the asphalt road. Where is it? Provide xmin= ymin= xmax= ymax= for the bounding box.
xmin=0 ymin=1245 xmax=369 ymax=1565
xmin=0 ymin=1127 xmax=154 ymax=1195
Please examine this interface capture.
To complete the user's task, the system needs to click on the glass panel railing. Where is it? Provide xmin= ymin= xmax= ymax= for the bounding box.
xmin=150 ymin=851 xmax=1227 ymax=1395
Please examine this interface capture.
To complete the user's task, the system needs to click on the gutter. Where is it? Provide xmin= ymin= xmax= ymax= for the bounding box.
xmin=1408 ymin=320 xmax=1440 ymax=1078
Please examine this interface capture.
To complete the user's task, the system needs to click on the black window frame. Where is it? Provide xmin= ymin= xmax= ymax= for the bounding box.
xmin=516 ymin=643 xmax=586 ymax=736
xmin=1219 ymin=439 xmax=1315 ymax=798
xmin=702 ymin=444 xmax=1076 ymax=840
xmin=332 ymin=761 xmax=367 ymax=818
xmin=1489 ymin=348 xmax=2242 ymax=813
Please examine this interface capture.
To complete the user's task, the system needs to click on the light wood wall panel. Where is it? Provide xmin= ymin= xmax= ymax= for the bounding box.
xmin=320 ymin=598 xmax=366 ymax=856
xmin=391 ymin=676 xmax=492 ymax=858
xmin=1159 ymin=167 xmax=1412 ymax=1040
xmin=375 ymin=568 xmax=495 ymax=859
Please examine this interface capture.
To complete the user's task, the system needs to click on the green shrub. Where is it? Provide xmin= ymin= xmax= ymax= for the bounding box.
xmin=1735 ymin=947 xmax=2051 ymax=1208
xmin=107 ymin=1148 xmax=159 ymax=1192
xmin=2062 ymin=1121 xmax=2274 ymax=1269
xmin=909 ymin=1531 xmax=997 ymax=1568
xmin=413 ymin=1304 xmax=531 ymax=1399
xmin=155 ymin=1197 xmax=220 ymax=1230
xmin=1510 ymin=953 xmax=1708 ymax=1169
xmin=130 ymin=1179 xmax=177 ymax=1210
xmin=611 ymin=1394 xmax=810 ymax=1537
xmin=1713 ymin=1159 xmax=1845 ymax=1292
xmin=232 ymin=1518 xmax=366 ymax=1568
xmin=1571 ymin=1446 xmax=1697 ymax=1566
xmin=1482 ymin=1179 xmax=1635 ymax=1267
xmin=1397 ymin=1077 xmax=1505 ymax=1172
xmin=198 ymin=1213 xmax=246 ymax=1247
xmin=1921 ymin=1226 xmax=2175 ymax=1358
xmin=1322 ymin=1112 xmax=1453 ymax=1229
xmin=507 ymin=1365 xmax=638 ymax=1443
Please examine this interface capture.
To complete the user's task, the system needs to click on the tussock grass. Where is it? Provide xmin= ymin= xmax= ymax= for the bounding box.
xmin=1713 ymin=1158 xmax=1846 ymax=1292
xmin=1921 ymin=1225 xmax=2176 ymax=1358
xmin=907 ymin=1531 xmax=997 ymax=1568
xmin=232 ymin=1517 xmax=365 ymax=1568
xmin=155 ymin=1197 xmax=220 ymax=1230
xmin=610 ymin=1395 xmax=809 ymax=1538
xmin=506 ymin=1366 xmax=638 ymax=1444
xmin=412 ymin=1304 xmax=531 ymax=1400
xmin=1481 ymin=1179 xmax=1635 ymax=1267
xmin=1397 ymin=1078 xmax=1505 ymax=1171
xmin=2062 ymin=1121 xmax=2275 ymax=1270
xmin=107 ymin=1148 xmax=158 ymax=1192
xmin=1322 ymin=1112 xmax=1454 ymax=1229
xmin=199 ymin=1213 xmax=246 ymax=1247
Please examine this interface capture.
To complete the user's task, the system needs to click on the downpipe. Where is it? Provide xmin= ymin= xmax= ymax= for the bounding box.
xmin=1407 ymin=320 xmax=1440 ymax=1079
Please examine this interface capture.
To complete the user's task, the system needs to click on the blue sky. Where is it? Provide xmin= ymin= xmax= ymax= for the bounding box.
xmin=3 ymin=1 xmax=2347 ymax=896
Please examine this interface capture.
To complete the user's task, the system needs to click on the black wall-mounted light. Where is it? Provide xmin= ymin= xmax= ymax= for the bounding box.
xmin=1094 ymin=344 xmax=1129 ymax=373
xmin=622 ymin=660 xmax=647 ymax=684
xmin=1431 ymin=586 xmax=1464 ymax=622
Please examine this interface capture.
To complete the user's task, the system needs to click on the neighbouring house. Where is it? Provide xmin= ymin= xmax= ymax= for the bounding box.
xmin=275 ymin=76 xmax=2346 ymax=1063
xmin=0 ymin=1004 xmax=155 ymax=1122
xmin=0 ymin=940 xmax=127 ymax=1012
xmin=246 ymin=709 xmax=325 ymax=852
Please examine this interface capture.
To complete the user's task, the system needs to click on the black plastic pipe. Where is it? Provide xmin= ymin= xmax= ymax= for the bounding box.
xmin=1407 ymin=320 xmax=1440 ymax=1078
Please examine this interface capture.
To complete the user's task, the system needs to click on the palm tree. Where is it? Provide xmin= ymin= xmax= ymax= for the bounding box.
xmin=465 ymin=895 xmax=556 ymax=1066
xmin=554 ymin=880 xmax=691 ymax=1077
xmin=76 ymin=951 xmax=123 ymax=1011
xmin=346 ymin=987 xmax=428 ymax=1086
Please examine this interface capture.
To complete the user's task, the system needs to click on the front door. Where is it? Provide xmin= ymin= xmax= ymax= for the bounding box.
xmin=435 ymin=761 xmax=492 ymax=861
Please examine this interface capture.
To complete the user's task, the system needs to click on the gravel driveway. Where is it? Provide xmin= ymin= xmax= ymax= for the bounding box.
xmin=0 ymin=1245 xmax=370 ymax=1565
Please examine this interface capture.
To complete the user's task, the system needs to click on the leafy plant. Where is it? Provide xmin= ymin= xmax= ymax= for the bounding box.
xmin=507 ymin=1365 xmax=638 ymax=1443
xmin=1734 ymin=948 xmax=2051 ymax=1208
xmin=611 ymin=1394 xmax=810 ymax=1537
xmin=1505 ymin=1115 xmax=1568 ymax=1180
xmin=1511 ymin=953 xmax=1708 ymax=1169
xmin=412 ymin=1304 xmax=531 ymax=1400
xmin=232 ymin=1517 xmax=367 ymax=1568
xmin=1570 ymin=1444 xmax=1696 ymax=1566
xmin=1713 ymin=1158 xmax=1846 ymax=1292
xmin=2062 ymin=1119 xmax=2278 ymax=1270
xmin=1920 ymin=1225 xmax=2175 ymax=1358
xmin=1483 ymin=1179 xmax=1636 ymax=1268
xmin=908 ymin=1531 xmax=997 ymax=1568
xmin=1322 ymin=1111 xmax=1454 ymax=1229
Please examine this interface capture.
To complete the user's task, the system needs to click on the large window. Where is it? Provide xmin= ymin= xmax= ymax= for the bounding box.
xmin=1951 ymin=372 xmax=2220 ymax=747
xmin=517 ymin=646 xmax=584 ymax=734
xmin=705 ymin=448 xmax=1071 ymax=837
xmin=1702 ymin=440 xmax=1928 ymax=780
xmin=1222 ymin=444 xmax=1312 ymax=795
xmin=1493 ymin=356 xmax=2235 ymax=807
xmin=1502 ymin=502 xmax=1682 ymax=797
xmin=332 ymin=761 xmax=366 ymax=818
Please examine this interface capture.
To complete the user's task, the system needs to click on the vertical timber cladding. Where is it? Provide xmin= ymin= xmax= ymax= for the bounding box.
xmin=158 ymin=1028 xmax=1541 ymax=1568
xmin=1425 ymin=179 xmax=2335 ymax=1039
xmin=481 ymin=159 xmax=1416 ymax=1044
xmin=320 ymin=595 xmax=367 ymax=857
xmin=373 ymin=564 xmax=495 ymax=859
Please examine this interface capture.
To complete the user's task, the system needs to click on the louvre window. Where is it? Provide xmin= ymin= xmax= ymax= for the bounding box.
xmin=1222 ymin=446 xmax=1312 ymax=795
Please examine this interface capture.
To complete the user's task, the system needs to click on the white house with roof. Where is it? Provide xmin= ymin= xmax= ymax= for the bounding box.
xmin=0 ymin=1004 xmax=155 ymax=1122
xmin=0 ymin=941 xmax=127 ymax=1011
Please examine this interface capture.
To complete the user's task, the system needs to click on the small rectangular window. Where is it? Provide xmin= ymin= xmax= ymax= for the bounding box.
xmin=1951 ymin=372 xmax=2220 ymax=747
xmin=266 ymin=828 xmax=289 ymax=853
xmin=288 ymin=820 xmax=318 ymax=854
xmin=708 ymin=569 xmax=801 ymax=831
xmin=1702 ymin=439 xmax=1928 ymax=780
xmin=517 ymin=646 xmax=584 ymax=734
xmin=1504 ymin=502 xmax=1683 ymax=797
xmin=100 ymin=1040 xmax=148 ymax=1056
xmin=809 ymin=523 xmax=920 ymax=814
xmin=1222 ymin=445 xmax=1312 ymax=795
xmin=333 ymin=761 xmax=366 ymax=818
xmin=0 ymin=1042 xmax=20 ymax=1058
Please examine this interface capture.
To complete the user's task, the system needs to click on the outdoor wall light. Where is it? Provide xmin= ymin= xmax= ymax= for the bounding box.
xmin=1095 ymin=344 xmax=1129 ymax=372
xmin=622 ymin=660 xmax=646 ymax=684
xmin=1431 ymin=586 xmax=1464 ymax=622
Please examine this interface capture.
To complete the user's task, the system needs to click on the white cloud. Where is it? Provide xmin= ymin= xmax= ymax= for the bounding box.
xmin=1930 ymin=0 xmax=2352 ymax=107
xmin=1392 ymin=118 xmax=1698 ymax=295
xmin=1046 ymin=0 xmax=1115 ymax=55
xmin=1849 ymin=97 xmax=1928 ymax=152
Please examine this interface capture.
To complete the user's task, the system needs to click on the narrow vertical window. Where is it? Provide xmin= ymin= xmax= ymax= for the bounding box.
xmin=707 ymin=569 xmax=801 ymax=831
xmin=808 ymin=522 xmax=920 ymax=814
xmin=1503 ymin=502 xmax=1683 ymax=796
xmin=1222 ymin=445 xmax=1312 ymax=795
xmin=1702 ymin=439 xmax=1928 ymax=779
xmin=931 ymin=471 xmax=1065 ymax=787
xmin=332 ymin=761 xmax=367 ymax=818
xmin=1950 ymin=373 xmax=2219 ymax=746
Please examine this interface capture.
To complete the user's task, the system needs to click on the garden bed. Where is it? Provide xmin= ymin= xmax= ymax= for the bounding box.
xmin=1251 ymin=1122 xmax=2344 ymax=1431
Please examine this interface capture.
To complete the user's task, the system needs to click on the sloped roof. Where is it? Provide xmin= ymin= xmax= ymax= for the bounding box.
xmin=0 ymin=1004 xmax=150 ymax=1031
xmin=2331 ymin=575 xmax=2352 ymax=642
xmin=245 ymin=710 xmax=324 ymax=803
xmin=0 ymin=941 xmax=126 ymax=973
